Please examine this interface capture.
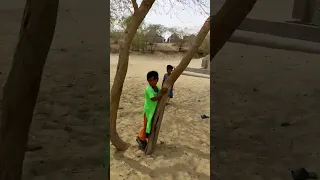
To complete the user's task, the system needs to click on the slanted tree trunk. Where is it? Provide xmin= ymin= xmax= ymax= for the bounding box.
xmin=210 ymin=0 xmax=257 ymax=60
xmin=145 ymin=17 xmax=211 ymax=155
xmin=0 ymin=0 xmax=59 ymax=179
xmin=110 ymin=0 xmax=156 ymax=151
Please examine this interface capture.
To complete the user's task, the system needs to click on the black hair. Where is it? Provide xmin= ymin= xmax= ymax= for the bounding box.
xmin=147 ymin=71 xmax=159 ymax=80
xmin=167 ymin=65 xmax=174 ymax=70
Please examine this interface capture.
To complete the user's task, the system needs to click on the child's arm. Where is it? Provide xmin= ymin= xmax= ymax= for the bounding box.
xmin=151 ymin=88 xmax=167 ymax=101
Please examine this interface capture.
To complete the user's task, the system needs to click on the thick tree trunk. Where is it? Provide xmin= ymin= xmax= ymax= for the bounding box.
xmin=145 ymin=17 xmax=211 ymax=155
xmin=0 ymin=0 xmax=58 ymax=179
xmin=210 ymin=0 xmax=257 ymax=60
xmin=110 ymin=0 xmax=156 ymax=151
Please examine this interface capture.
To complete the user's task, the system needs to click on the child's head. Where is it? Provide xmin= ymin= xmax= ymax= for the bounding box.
xmin=167 ymin=65 xmax=174 ymax=74
xmin=147 ymin=71 xmax=159 ymax=87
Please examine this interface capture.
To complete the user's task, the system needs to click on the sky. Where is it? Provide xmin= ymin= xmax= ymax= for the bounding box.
xmin=141 ymin=0 xmax=209 ymax=38
xmin=111 ymin=0 xmax=209 ymax=39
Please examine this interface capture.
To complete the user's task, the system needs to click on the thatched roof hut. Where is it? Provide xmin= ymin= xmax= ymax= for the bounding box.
xmin=145 ymin=29 xmax=165 ymax=43
xmin=168 ymin=33 xmax=182 ymax=43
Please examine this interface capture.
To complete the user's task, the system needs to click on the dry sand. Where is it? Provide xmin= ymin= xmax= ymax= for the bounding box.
xmin=110 ymin=53 xmax=210 ymax=180
xmin=211 ymin=42 xmax=320 ymax=179
xmin=0 ymin=1 xmax=108 ymax=179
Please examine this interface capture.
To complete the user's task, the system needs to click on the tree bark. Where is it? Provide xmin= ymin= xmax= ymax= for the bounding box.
xmin=0 ymin=0 xmax=59 ymax=179
xmin=210 ymin=0 xmax=257 ymax=60
xmin=145 ymin=17 xmax=211 ymax=155
xmin=110 ymin=0 xmax=156 ymax=151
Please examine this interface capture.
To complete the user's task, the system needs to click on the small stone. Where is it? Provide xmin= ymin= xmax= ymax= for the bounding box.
xmin=281 ymin=122 xmax=291 ymax=127
xmin=64 ymin=125 xmax=73 ymax=133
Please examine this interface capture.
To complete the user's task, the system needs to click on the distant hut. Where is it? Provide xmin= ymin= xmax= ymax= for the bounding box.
xmin=168 ymin=33 xmax=182 ymax=43
xmin=145 ymin=29 xmax=165 ymax=43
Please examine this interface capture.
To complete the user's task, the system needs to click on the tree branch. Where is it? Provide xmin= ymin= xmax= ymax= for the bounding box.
xmin=132 ymin=0 xmax=139 ymax=12
xmin=210 ymin=0 xmax=257 ymax=60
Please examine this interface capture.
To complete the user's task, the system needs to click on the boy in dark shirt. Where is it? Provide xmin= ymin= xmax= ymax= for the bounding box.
xmin=162 ymin=65 xmax=174 ymax=104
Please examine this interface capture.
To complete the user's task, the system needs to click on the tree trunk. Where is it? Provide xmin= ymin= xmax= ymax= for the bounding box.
xmin=110 ymin=0 xmax=156 ymax=151
xmin=0 ymin=0 xmax=58 ymax=179
xmin=145 ymin=17 xmax=211 ymax=155
xmin=210 ymin=0 xmax=257 ymax=60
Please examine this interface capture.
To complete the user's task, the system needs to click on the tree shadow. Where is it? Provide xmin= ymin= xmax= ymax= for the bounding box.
xmin=113 ymin=143 xmax=210 ymax=179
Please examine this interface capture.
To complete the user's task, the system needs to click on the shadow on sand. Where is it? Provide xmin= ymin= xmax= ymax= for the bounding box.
xmin=113 ymin=143 xmax=210 ymax=179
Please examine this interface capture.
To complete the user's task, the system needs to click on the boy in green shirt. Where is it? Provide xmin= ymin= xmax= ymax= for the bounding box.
xmin=136 ymin=71 xmax=167 ymax=150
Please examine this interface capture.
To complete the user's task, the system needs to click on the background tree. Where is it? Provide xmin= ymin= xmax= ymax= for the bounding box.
xmin=110 ymin=0 xmax=157 ymax=151
xmin=144 ymin=24 xmax=167 ymax=52
xmin=168 ymin=27 xmax=188 ymax=52
xmin=118 ymin=15 xmax=149 ymax=52
xmin=111 ymin=18 xmax=168 ymax=53
xmin=0 ymin=0 xmax=59 ymax=179
xmin=147 ymin=24 xmax=167 ymax=35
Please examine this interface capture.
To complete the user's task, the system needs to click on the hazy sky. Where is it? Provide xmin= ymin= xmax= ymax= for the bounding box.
xmin=143 ymin=0 xmax=209 ymax=34
xmin=111 ymin=0 xmax=209 ymax=38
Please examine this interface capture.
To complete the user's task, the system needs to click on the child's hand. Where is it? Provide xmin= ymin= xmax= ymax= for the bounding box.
xmin=160 ymin=87 xmax=168 ymax=94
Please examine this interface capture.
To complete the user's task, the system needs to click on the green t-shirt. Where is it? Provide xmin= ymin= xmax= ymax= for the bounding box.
xmin=143 ymin=85 xmax=161 ymax=133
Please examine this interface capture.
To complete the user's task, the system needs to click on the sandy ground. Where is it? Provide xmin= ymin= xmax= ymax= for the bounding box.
xmin=211 ymin=42 xmax=320 ymax=179
xmin=0 ymin=1 xmax=109 ymax=179
xmin=110 ymin=53 xmax=210 ymax=180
